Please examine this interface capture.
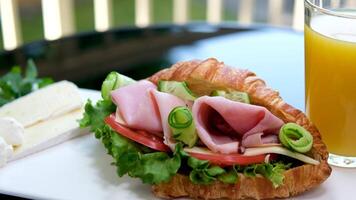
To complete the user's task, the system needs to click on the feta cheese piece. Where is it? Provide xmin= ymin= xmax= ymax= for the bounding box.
xmin=0 ymin=81 xmax=82 ymax=128
xmin=0 ymin=117 xmax=25 ymax=146
xmin=10 ymin=109 xmax=87 ymax=161
xmin=0 ymin=137 xmax=13 ymax=167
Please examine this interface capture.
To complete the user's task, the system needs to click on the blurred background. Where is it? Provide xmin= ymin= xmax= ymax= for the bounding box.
xmin=0 ymin=0 xmax=304 ymax=50
xmin=0 ymin=0 xmax=354 ymax=91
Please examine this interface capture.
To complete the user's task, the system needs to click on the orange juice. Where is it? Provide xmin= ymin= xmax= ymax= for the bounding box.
xmin=305 ymin=16 xmax=356 ymax=156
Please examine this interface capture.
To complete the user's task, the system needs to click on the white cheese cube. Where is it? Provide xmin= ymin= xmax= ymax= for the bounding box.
xmin=0 ymin=137 xmax=13 ymax=167
xmin=0 ymin=117 xmax=24 ymax=146
xmin=9 ymin=109 xmax=87 ymax=161
xmin=0 ymin=81 xmax=82 ymax=127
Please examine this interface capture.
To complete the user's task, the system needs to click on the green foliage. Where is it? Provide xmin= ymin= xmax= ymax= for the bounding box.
xmin=80 ymin=99 xmax=183 ymax=184
xmin=187 ymin=157 xmax=238 ymax=185
xmin=79 ymin=99 xmax=116 ymax=136
xmin=239 ymin=162 xmax=292 ymax=188
xmin=100 ymin=126 xmax=183 ymax=184
xmin=0 ymin=59 xmax=53 ymax=106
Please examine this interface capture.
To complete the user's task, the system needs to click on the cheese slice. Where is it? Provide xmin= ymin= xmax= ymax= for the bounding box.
xmin=184 ymin=146 xmax=320 ymax=165
xmin=243 ymin=146 xmax=320 ymax=165
xmin=0 ymin=81 xmax=82 ymax=128
xmin=9 ymin=109 xmax=87 ymax=161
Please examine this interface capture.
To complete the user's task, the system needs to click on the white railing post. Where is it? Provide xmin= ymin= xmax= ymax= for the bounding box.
xmin=41 ymin=0 xmax=75 ymax=40
xmin=292 ymin=0 xmax=304 ymax=31
xmin=268 ymin=0 xmax=284 ymax=25
xmin=173 ymin=0 xmax=189 ymax=24
xmin=94 ymin=0 xmax=113 ymax=32
xmin=238 ymin=0 xmax=255 ymax=24
xmin=135 ymin=0 xmax=152 ymax=27
xmin=0 ymin=0 xmax=22 ymax=50
xmin=207 ymin=0 xmax=223 ymax=24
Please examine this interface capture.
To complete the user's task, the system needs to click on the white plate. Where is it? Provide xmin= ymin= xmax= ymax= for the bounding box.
xmin=0 ymin=89 xmax=354 ymax=200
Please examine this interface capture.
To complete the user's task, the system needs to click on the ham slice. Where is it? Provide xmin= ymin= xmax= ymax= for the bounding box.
xmin=192 ymin=96 xmax=284 ymax=154
xmin=111 ymin=80 xmax=186 ymax=149
xmin=111 ymin=80 xmax=162 ymax=133
xmin=150 ymin=90 xmax=186 ymax=149
xmin=242 ymin=133 xmax=279 ymax=147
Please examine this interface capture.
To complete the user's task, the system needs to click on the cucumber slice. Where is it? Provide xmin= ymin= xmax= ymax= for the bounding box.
xmin=158 ymin=80 xmax=196 ymax=101
xmin=211 ymin=90 xmax=250 ymax=104
xmin=168 ymin=106 xmax=198 ymax=147
xmin=101 ymin=72 xmax=136 ymax=100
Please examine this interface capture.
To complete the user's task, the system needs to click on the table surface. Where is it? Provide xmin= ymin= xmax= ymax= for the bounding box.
xmin=0 ymin=23 xmax=354 ymax=199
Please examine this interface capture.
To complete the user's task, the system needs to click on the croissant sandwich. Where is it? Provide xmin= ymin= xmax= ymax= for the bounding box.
xmin=80 ymin=58 xmax=331 ymax=199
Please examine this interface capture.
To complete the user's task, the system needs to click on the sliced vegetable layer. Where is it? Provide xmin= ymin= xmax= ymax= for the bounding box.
xmin=244 ymin=146 xmax=319 ymax=165
xmin=105 ymin=114 xmax=171 ymax=152
xmin=184 ymin=147 xmax=268 ymax=166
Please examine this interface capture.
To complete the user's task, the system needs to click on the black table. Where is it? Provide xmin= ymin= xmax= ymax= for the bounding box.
xmin=0 ymin=23 xmax=304 ymax=110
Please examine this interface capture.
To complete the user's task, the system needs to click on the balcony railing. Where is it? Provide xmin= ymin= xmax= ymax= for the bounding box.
xmin=0 ymin=0 xmax=355 ymax=51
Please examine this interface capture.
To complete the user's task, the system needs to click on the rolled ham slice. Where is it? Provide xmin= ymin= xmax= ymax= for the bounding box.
xmin=242 ymin=133 xmax=279 ymax=147
xmin=111 ymin=80 xmax=162 ymax=133
xmin=192 ymin=96 xmax=284 ymax=154
xmin=150 ymin=90 xmax=186 ymax=149
xmin=111 ymin=80 xmax=186 ymax=149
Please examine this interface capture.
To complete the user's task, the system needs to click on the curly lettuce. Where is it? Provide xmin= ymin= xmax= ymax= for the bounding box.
xmin=239 ymin=162 xmax=291 ymax=188
xmin=188 ymin=157 xmax=238 ymax=184
xmin=80 ymin=99 xmax=183 ymax=184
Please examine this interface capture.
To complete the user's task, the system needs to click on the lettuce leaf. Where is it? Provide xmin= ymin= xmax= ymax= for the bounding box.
xmin=218 ymin=169 xmax=239 ymax=184
xmin=187 ymin=157 xmax=238 ymax=185
xmin=187 ymin=156 xmax=291 ymax=187
xmin=79 ymin=99 xmax=115 ymax=137
xmin=104 ymin=125 xmax=182 ymax=184
xmin=80 ymin=100 xmax=182 ymax=184
xmin=238 ymin=162 xmax=291 ymax=188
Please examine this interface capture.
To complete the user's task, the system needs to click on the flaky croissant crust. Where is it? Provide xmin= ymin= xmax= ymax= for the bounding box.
xmin=148 ymin=58 xmax=331 ymax=200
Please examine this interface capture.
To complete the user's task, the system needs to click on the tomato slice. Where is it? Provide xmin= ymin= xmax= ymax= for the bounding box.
xmin=185 ymin=147 xmax=268 ymax=166
xmin=105 ymin=114 xmax=171 ymax=152
xmin=105 ymin=114 xmax=271 ymax=165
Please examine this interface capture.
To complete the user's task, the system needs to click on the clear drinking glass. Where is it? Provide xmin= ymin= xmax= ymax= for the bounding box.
xmin=305 ymin=0 xmax=356 ymax=168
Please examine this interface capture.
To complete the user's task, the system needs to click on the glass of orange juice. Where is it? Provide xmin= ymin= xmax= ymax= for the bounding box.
xmin=305 ymin=0 xmax=356 ymax=167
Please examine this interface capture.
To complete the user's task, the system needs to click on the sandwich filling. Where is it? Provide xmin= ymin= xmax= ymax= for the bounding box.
xmin=80 ymin=72 xmax=318 ymax=187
